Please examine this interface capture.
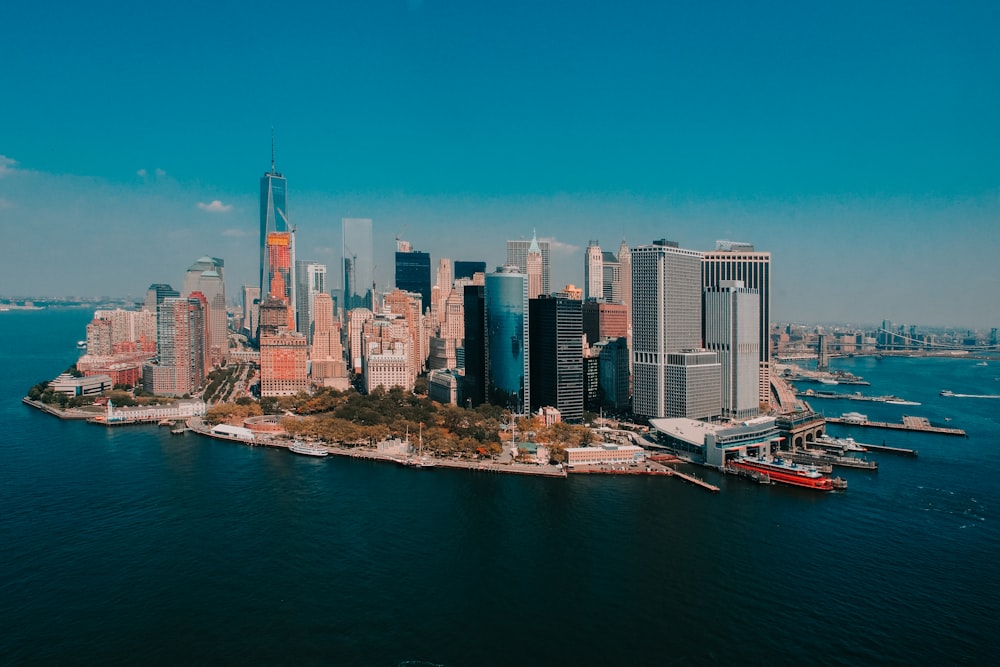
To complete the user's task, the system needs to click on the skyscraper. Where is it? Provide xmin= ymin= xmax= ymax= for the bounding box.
xmin=143 ymin=284 xmax=179 ymax=313
xmin=259 ymin=331 xmax=308 ymax=397
xmin=454 ymin=260 xmax=486 ymax=281
xmin=526 ymin=233 xmax=543 ymax=299
xmin=529 ymin=295 xmax=583 ymax=421
xmin=507 ymin=236 xmax=551 ymax=296
xmin=462 ymin=284 xmax=486 ymax=407
xmin=702 ymin=242 xmax=772 ymax=406
xmin=309 ymin=292 xmax=348 ymax=390
xmin=582 ymin=301 xmax=628 ymax=347
xmin=343 ymin=218 xmax=374 ymax=311
xmin=704 ymin=281 xmax=760 ymax=420
xmin=241 ymin=285 xmax=260 ymax=340
xmin=618 ymin=240 xmax=632 ymax=352
xmin=631 ymin=239 xmax=705 ymax=420
xmin=182 ymin=257 xmax=226 ymax=366
xmin=143 ymin=296 xmax=207 ymax=396
xmin=585 ymin=241 xmax=603 ymax=301
xmin=599 ymin=337 xmax=630 ymax=412
xmin=484 ymin=267 xmax=529 ymax=413
xmin=394 ymin=246 xmax=431 ymax=312
xmin=294 ymin=260 xmax=327 ymax=343
xmin=260 ymin=147 xmax=293 ymax=328
xmin=585 ymin=240 xmax=628 ymax=304
xmin=433 ymin=258 xmax=453 ymax=317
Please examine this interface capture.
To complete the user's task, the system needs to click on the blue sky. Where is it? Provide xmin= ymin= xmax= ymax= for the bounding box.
xmin=2 ymin=0 xmax=998 ymax=327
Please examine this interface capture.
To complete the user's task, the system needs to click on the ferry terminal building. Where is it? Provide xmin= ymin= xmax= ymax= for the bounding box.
xmin=648 ymin=416 xmax=781 ymax=468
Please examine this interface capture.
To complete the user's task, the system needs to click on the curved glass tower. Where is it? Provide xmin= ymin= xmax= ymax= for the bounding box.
xmin=485 ymin=267 xmax=529 ymax=414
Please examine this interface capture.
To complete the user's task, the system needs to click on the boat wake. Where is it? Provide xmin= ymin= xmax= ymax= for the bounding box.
xmin=940 ymin=390 xmax=1000 ymax=399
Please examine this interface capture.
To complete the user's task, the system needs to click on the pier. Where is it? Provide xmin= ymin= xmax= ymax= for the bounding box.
xmin=787 ymin=450 xmax=877 ymax=470
xmin=825 ymin=415 xmax=966 ymax=436
xmin=668 ymin=468 xmax=721 ymax=493
xmin=861 ymin=442 xmax=918 ymax=457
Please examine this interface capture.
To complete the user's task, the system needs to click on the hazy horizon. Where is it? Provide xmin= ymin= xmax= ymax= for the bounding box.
xmin=2 ymin=1 xmax=998 ymax=328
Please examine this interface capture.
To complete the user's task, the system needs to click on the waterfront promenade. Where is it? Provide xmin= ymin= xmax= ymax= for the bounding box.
xmin=185 ymin=417 xmax=569 ymax=478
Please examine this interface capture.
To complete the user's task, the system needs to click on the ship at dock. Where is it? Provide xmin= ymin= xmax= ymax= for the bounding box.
xmin=727 ymin=456 xmax=841 ymax=491
xmin=288 ymin=440 xmax=329 ymax=457
xmin=811 ymin=434 xmax=868 ymax=453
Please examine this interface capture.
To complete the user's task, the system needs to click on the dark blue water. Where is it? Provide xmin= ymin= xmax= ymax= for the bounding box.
xmin=2 ymin=310 xmax=997 ymax=665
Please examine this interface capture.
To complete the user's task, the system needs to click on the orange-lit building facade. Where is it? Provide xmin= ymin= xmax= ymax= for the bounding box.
xmin=260 ymin=331 xmax=308 ymax=397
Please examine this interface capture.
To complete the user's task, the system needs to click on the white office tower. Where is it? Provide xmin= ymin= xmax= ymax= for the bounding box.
xmin=631 ymin=239 xmax=705 ymax=420
xmin=704 ymin=281 xmax=760 ymax=420
xmin=294 ymin=260 xmax=327 ymax=344
xmin=584 ymin=241 xmax=603 ymax=301
xmin=703 ymin=241 xmax=771 ymax=406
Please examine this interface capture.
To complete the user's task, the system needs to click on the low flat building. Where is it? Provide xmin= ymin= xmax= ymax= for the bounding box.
xmin=105 ymin=399 xmax=207 ymax=423
xmin=648 ymin=416 xmax=780 ymax=468
xmin=50 ymin=373 xmax=113 ymax=396
xmin=210 ymin=423 xmax=255 ymax=441
xmin=565 ymin=443 xmax=645 ymax=467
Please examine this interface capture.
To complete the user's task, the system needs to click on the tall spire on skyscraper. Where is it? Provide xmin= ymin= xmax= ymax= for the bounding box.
xmin=270 ymin=127 xmax=276 ymax=174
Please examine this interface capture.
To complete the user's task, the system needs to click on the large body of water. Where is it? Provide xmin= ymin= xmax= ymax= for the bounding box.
xmin=2 ymin=309 xmax=997 ymax=665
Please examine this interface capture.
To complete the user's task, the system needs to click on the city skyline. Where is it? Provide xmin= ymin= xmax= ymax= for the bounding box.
xmin=2 ymin=1 xmax=998 ymax=328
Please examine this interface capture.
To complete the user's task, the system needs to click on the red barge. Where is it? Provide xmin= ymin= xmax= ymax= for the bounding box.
xmin=728 ymin=456 xmax=843 ymax=491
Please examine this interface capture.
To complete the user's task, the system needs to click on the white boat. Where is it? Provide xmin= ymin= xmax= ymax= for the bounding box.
xmin=288 ymin=440 xmax=329 ymax=457
xmin=885 ymin=399 xmax=921 ymax=406
xmin=813 ymin=434 xmax=868 ymax=452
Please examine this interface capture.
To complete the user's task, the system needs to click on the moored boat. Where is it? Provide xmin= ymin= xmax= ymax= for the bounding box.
xmin=840 ymin=411 xmax=868 ymax=424
xmin=288 ymin=440 xmax=329 ymax=457
xmin=812 ymin=434 xmax=868 ymax=452
xmin=728 ymin=456 xmax=835 ymax=491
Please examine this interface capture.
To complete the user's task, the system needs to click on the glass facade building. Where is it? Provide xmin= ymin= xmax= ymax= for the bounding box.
xmin=454 ymin=261 xmax=486 ymax=281
xmin=484 ymin=268 xmax=529 ymax=414
xmin=395 ymin=250 xmax=431 ymax=312
xmin=260 ymin=163 xmax=289 ymax=305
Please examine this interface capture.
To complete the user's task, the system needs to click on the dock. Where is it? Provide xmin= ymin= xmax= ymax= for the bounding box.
xmin=787 ymin=450 xmax=877 ymax=471
xmin=862 ymin=443 xmax=918 ymax=457
xmin=825 ymin=415 xmax=966 ymax=436
xmin=668 ymin=468 xmax=720 ymax=493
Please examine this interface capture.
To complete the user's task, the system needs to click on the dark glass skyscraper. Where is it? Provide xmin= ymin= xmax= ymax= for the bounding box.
xmin=454 ymin=261 xmax=487 ymax=281
xmin=395 ymin=250 xmax=431 ymax=313
xmin=462 ymin=284 xmax=486 ymax=407
xmin=529 ymin=296 xmax=583 ymax=421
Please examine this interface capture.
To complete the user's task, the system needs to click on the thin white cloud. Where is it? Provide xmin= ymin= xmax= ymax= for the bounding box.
xmin=155 ymin=168 xmax=167 ymax=178
xmin=540 ymin=236 xmax=580 ymax=254
xmin=136 ymin=168 xmax=147 ymax=177
xmin=221 ymin=228 xmax=247 ymax=237
xmin=0 ymin=197 xmax=13 ymax=209
xmin=0 ymin=155 xmax=18 ymax=177
xmin=198 ymin=200 xmax=233 ymax=213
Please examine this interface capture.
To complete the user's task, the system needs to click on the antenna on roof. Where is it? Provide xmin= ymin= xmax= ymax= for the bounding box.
xmin=270 ymin=128 xmax=276 ymax=173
